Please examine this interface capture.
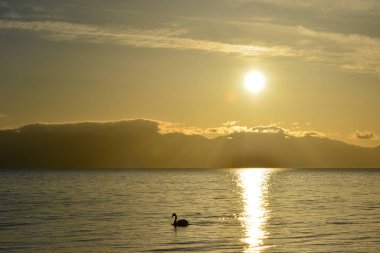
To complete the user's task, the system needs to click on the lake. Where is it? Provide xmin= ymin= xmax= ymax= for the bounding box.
xmin=0 ymin=168 xmax=379 ymax=252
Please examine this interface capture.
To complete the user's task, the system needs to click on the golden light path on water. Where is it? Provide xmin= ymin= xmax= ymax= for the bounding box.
xmin=237 ymin=169 xmax=271 ymax=252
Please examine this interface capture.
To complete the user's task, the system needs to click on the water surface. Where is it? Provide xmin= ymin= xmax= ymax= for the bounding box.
xmin=0 ymin=168 xmax=379 ymax=252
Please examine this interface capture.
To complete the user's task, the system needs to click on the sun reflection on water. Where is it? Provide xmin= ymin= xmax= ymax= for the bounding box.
xmin=237 ymin=169 xmax=270 ymax=252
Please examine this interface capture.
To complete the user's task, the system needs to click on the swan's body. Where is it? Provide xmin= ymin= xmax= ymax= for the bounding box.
xmin=171 ymin=213 xmax=189 ymax=227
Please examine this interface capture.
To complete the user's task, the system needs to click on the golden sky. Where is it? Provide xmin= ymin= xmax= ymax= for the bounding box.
xmin=1 ymin=0 xmax=380 ymax=147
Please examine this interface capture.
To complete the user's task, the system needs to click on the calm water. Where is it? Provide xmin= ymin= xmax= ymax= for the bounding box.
xmin=0 ymin=168 xmax=379 ymax=252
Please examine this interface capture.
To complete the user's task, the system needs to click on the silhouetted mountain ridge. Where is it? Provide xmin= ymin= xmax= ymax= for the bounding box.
xmin=1 ymin=119 xmax=379 ymax=168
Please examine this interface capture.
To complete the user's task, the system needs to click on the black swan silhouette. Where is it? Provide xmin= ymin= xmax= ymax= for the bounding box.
xmin=171 ymin=213 xmax=189 ymax=227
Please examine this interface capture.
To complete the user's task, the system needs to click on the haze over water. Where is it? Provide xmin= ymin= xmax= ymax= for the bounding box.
xmin=1 ymin=168 xmax=379 ymax=252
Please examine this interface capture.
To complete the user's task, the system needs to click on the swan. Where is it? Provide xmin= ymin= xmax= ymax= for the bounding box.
xmin=171 ymin=213 xmax=189 ymax=227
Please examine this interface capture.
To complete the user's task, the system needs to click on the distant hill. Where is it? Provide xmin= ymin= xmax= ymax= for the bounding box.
xmin=1 ymin=119 xmax=380 ymax=168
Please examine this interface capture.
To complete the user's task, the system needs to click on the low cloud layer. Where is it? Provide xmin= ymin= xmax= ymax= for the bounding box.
xmin=1 ymin=119 xmax=379 ymax=168
xmin=352 ymin=131 xmax=378 ymax=140
xmin=159 ymin=120 xmax=326 ymax=139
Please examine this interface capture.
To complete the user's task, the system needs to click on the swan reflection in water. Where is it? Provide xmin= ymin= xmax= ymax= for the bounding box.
xmin=237 ymin=169 xmax=271 ymax=252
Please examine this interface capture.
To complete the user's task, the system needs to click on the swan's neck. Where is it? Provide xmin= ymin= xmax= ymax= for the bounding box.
xmin=173 ymin=215 xmax=177 ymax=224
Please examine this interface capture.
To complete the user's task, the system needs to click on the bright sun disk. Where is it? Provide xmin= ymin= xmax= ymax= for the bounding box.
xmin=244 ymin=70 xmax=266 ymax=94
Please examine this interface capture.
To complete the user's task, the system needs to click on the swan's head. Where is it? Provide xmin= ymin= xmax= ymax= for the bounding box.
xmin=171 ymin=213 xmax=177 ymax=218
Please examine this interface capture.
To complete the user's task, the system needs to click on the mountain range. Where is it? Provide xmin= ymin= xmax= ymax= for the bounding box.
xmin=1 ymin=119 xmax=379 ymax=168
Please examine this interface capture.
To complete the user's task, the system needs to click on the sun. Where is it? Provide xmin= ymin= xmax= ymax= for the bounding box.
xmin=244 ymin=70 xmax=266 ymax=94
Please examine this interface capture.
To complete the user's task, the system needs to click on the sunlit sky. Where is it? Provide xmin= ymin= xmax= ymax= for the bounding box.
xmin=1 ymin=0 xmax=380 ymax=147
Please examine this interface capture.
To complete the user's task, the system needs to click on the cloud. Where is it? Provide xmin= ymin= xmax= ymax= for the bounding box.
xmin=0 ymin=1 xmax=9 ymax=8
xmin=234 ymin=0 xmax=380 ymax=13
xmin=295 ymin=26 xmax=380 ymax=75
xmin=1 ymin=18 xmax=380 ymax=75
xmin=223 ymin=121 xmax=239 ymax=127
xmin=228 ymin=21 xmax=380 ymax=75
xmin=157 ymin=120 xmax=327 ymax=140
xmin=352 ymin=131 xmax=378 ymax=140
xmin=291 ymin=130 xmax=326 ymax=138
xmin=251 ymin=0 xmax=380 ymax=11
xmin=158 ymin=120 xmax=205 ymax=136
xmin=160 ymin=121 xmax=284 ymax=136
xmin=251 ymin=125 xmax=285 ymax=134
xmin=203 ymin=16 xmax=380 ymax=76
xmin=0 ymin=20 xmax=298 ymax=58
xmin=0 ymin=1 xmax=52 ymax=20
